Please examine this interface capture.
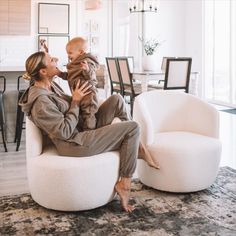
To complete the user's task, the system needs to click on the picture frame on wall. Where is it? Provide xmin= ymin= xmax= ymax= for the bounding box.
xmin=90 ymin=20 xmax=99 ymax=34
xmin=38 ymin=3 xmax=70 ymax=34
xmin=38 ymin=35 xmax=69 ymax=66
xmin=84 ymin=19 xmax=100 ymax=54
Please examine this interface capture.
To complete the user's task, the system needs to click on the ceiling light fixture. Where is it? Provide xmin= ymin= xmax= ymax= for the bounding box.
xmin=129 ymin=0 xmax=159 ymax=13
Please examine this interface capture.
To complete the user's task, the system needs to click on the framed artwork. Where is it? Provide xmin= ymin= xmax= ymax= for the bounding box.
xmin=91 ymin=36 xmax=99 ymax=47
xmin=84 ymin=19 xmax=100 ymax=53
xmin=90 ymin=20 xmax=99 ymax=34
xmin=38 ymin=3 xmax=70 ymax=34
xmin=38 ymin=35 xmax=69 ymax=66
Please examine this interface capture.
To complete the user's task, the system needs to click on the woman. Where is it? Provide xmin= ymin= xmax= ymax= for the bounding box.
xmin=19 ymin=51 xmax=140 ymax=213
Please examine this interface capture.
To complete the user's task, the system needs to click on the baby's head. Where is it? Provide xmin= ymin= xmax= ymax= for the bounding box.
xmin=66 ymin=37 xmax=88 ymax=62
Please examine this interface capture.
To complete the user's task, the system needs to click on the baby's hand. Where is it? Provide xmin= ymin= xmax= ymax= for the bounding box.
xmin=79 ymin=61 xmax=89 ymax=72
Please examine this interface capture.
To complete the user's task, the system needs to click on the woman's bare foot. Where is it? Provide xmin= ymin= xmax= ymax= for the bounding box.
xmin=138 ymin=144 xmax=160 ymax=169
xmin=115 ymin=177 xmax=135 ymax=213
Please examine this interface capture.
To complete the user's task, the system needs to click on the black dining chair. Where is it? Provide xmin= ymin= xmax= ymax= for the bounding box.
xmin=105 ymin=57 xmax=124 ymax=97
xmin=159 ymin=56 xmax=176 ymax=84
xmin=15 ymin=75 xmax=29 ymax=151
xmin=0 ymin=76 xmax=8 ymax=152
xmin=164 ymin=57 xmax=192 ymax=93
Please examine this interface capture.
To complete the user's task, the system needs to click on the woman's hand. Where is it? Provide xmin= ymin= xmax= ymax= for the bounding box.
xmin=72 ymin=80 xmax=92 ymax=104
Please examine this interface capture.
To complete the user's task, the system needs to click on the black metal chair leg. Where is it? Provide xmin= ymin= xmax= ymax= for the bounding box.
xmin=0 ymin=123 xmax=7 ymax=152
xmin=0 ymin=76 xmax=7 ymax=152
xmin=16 ymin=110 xmax=24 ymax=151
xmin=14 ymin=93 xmax=23 ymax=143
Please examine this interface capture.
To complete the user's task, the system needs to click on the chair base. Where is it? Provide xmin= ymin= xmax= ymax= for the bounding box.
xmin=28 ymin=146 xmax=120 ymax=211
xmin=138 ymin=132 xmax=222 ymax=193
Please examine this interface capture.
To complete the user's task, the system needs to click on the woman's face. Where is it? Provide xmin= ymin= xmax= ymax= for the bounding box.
xmin=42 ymin=53 xmax=59 ymax=78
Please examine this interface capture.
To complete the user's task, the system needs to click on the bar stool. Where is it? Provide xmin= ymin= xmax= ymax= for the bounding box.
xmin=0 ymin=76 xmax=8 ymax=152
xmin=15 ymin=76 xmax=28 ymax=151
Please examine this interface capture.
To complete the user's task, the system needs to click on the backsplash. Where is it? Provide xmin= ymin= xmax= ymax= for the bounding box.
xmin=0 ymin=36 xmax=36 ymax=67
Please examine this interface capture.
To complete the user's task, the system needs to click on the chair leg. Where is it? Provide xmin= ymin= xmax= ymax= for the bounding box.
xmin=14 ymin=95 xmax=22 ymax=143
xmin=16 ymin=111 xmax=24 ymax=151
xmin=14 ymin=110 xmax=20 ymax=143
xmin=0 ymin=93 xmax=7 ymax=152
xmin=0 ymin=122 xmax=7 ymax=152
xmin=130 ymin=96 xmax=134 ymax=117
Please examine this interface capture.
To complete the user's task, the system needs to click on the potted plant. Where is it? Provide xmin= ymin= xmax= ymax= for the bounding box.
xmin=139 ymin=37 xmax=161 ymax=71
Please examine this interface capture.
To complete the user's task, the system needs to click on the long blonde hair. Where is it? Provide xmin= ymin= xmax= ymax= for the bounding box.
xmin=23 ymin=51 xmax=47 ymax=81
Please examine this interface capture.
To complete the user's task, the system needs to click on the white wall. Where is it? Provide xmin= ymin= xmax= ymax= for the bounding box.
xmin=144 ymin=0 xmax=203 ymax=95
xmin=0 ymin=0 xmax=111 ymax=67
xmin=185 ymin=0 xmax=203 ymax=97
xmin=0 ymin=0 xmax=203 ymax=94
xmin=78 ymin=0 xmax=110 ymax=64
xmin=0 ymin=0 xmax=77 ymax=68
xmin=145 ymin=0 xmax=186 ymax=69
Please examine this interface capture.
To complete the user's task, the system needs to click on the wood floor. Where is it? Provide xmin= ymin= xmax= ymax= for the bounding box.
xmin=0 ymin=110 xmax=236 ymax=197
xmin=0 ymin=140 xmax=28 ymax=197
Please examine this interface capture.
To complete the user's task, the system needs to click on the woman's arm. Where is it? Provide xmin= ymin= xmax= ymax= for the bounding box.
xmin=31 ymin=96 xmax=80 ymax=140
xmin=31 ymin=81 xmax=92 ymax=140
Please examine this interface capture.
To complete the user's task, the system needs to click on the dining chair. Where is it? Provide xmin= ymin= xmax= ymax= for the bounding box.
xmin=116 ymin=57 xmax=142 ymax=116
xmin=164 ymin=57 xmax=192 ymax=93
xmin=161 ymin=57 xmax=176 ymax=72
xmin=0 ymin=76 xmax=8 ymax=152
xmin=115 ymin=56 xmax=134 ymax=73
xmin=105 ymin=57 xmax=124 ymax=96
xmin=121 ymin=56 xmax=134 ymax=73
xmin=157 ymin=57 xmax=176 ymax=85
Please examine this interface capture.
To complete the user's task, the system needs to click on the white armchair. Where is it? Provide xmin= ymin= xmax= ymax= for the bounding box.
xmin=26 ymin=118 xmax=120 ymax=211
xmin=133 ymin=90 xmax=222 ymax=192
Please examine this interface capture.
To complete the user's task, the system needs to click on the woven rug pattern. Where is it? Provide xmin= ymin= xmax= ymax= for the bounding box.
xmin=0 ymin=167 xmax=236 ymax=236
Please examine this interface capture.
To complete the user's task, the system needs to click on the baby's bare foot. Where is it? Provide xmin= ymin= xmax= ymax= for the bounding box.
xmin=115 ymin=181 xmax=135 ymax=213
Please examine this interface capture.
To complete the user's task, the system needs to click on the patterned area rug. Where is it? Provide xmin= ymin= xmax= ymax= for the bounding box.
xmin=1 ymin=167 xmax=236 ymax=236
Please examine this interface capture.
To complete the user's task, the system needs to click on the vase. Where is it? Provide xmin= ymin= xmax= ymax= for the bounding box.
xmin=142 ymin=55 xmax=156 ymax=71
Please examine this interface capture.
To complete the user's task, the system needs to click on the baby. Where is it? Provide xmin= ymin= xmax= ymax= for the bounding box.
xmin=59 ymin=37 xmax=99 ymax=131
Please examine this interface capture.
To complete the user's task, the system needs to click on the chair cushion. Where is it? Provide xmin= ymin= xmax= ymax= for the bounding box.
xmin=139 ymin=131 xmax=222 ymax=192
xmin=148 ymin=131 xmax=221 ymax=164
xmin=151 ymin=130 xmax=219 ymax=151
xmin=149 ymin=131 xmax=222 ymax=178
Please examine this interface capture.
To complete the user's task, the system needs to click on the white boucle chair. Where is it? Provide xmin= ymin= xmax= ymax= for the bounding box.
xmin=133 ymin=90 xmax=222 ymax=192
xmin=26 ymin=117 xmax=120 ymax=211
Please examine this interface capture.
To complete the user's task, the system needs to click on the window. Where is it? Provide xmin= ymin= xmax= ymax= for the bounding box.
xmin=0 ymin=0 xmax=31 ymax=35
xmin=204 ymin=0 xmax=236 ymax=106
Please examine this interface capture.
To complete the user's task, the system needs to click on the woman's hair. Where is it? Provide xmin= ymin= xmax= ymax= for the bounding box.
xmin=23 ymin=51 xmax=46 ymax=81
